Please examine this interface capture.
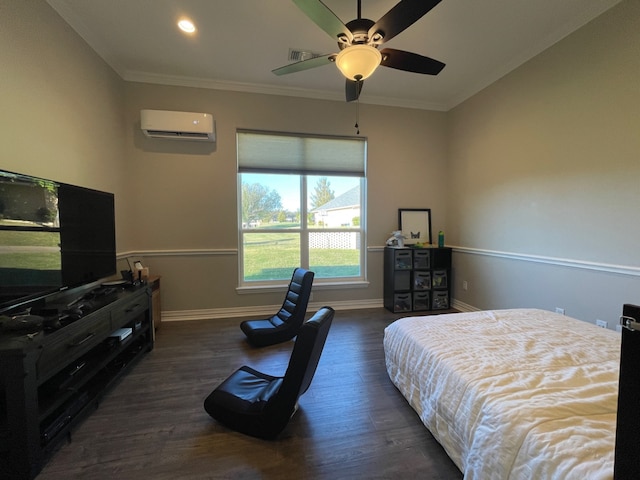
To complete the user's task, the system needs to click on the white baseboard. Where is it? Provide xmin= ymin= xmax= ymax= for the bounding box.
xmin=451 ymin=299 xmax=481 ymax=313
xmin=161 ymin=298 xmax=385 ymax=322
xmin=161 ymin=298 xmax=481 ymax=322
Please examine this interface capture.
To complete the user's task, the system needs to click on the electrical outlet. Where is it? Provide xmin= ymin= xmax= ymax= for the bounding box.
xmin=596 ymin=319 xmax=607 ymax=329
xmin=462 ymin=281 xmax=468 ymax=291
xmin=555 ymin=307 xmax=565 ymax=315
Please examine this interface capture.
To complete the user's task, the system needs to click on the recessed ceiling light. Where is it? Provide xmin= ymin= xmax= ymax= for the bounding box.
xmin=178 ymin=18 xmax=196 ymax=34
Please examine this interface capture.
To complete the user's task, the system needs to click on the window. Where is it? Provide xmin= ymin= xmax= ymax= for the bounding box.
xmin=237 ymin=130 xmax=366 ymax=286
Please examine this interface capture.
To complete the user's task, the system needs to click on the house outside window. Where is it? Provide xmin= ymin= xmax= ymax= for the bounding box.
xmin=237 ymin=130 xmax=366 ymax=287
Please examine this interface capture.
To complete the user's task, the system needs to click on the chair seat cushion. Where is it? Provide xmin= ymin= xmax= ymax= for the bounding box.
xmin=206 ymin=366 xmax=283 ymax=414
xmin=240 ymin=315 xmax=293 ymax=347
xmin=204 ymin=366 xmax=287 ymax=439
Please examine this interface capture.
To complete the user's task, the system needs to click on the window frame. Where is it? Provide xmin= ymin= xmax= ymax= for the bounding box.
xmin=236 ymin=130 xmax=367 ymax=290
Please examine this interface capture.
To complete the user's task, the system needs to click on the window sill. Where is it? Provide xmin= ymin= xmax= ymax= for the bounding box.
xmin=236 ymin=280 xmax=369 ymax=295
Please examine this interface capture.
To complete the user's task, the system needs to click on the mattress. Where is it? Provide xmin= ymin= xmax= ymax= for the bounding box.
xmin=383 ymin=309 xmax=620 ymax=479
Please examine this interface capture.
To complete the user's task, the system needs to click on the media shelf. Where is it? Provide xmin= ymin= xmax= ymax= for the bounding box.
xmin=0 ymin=284 xmax=153 ymax=479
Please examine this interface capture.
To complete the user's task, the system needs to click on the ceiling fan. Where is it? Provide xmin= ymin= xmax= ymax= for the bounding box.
xmin=272 ymin=0 xmax=446 ymax=102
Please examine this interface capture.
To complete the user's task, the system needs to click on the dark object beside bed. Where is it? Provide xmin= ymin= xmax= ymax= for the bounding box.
xmin=614 ymin=303 xmax=640 ymax=480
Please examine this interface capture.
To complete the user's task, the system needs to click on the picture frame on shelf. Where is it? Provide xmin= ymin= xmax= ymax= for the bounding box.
xmin=398 ymin=208 xmax=432 ymax=245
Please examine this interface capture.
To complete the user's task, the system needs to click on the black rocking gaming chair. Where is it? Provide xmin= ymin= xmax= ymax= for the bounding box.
xmin=204 ymin=306 xmax=334 ymax=439
xmin=240 ymin=267 xmax=314 ymax=347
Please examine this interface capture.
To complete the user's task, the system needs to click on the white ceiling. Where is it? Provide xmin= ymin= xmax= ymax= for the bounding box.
xmin=46 ymin=0 xmax=622 ymax=111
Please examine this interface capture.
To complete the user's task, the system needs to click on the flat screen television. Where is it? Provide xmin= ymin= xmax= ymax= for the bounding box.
xmin=0 ymin=169 xmax=116 ymax=313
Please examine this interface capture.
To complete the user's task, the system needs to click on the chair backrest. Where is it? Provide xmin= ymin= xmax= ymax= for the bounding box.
xmin=271 ymin=306 xmax=334 ymax=410
xmin=274 ymin=268 xmax=314 ymax=326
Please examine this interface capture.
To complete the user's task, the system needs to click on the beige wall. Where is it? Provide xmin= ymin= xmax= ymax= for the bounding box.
xmin=0 ymin=0 xmax=132 ymax=251
xmin=0 ymin=0 xmax=449 ymax=315
xmin=123 ymin=83 xmax=447 ymax=312
xmin=447 ymin=0 xmax=640 ymax=325
xmin=2 ymin=0 xmax=637 ymax=324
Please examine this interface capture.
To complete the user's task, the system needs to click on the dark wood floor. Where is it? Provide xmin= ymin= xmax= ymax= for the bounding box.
xmin=37 ymin=308 xmax=462 ymax=479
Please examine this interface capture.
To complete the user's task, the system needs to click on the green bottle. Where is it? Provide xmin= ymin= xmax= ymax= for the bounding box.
xmin=438 ymin=231 xmax=444 ymax=248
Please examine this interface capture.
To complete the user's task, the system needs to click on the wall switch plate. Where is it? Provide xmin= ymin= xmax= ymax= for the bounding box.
xmin=462 ymin=281 xmax=468 ymax=291
xmin=596 ymin=319 xmax=607 ymax=329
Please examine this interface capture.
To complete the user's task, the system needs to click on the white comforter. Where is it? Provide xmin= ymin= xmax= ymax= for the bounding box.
xmin=384 ymin=309 xmax=620 ymax=479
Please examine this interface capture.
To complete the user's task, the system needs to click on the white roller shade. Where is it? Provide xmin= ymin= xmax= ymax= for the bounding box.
xmin=237 ymin=130 xmax=366 ymax=177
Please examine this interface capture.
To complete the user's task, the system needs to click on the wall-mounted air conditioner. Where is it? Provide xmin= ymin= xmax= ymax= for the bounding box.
xmin=140 ymin=109 xmax=215 ymax=142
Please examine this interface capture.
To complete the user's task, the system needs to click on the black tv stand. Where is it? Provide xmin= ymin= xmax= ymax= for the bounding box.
xmin=0 ymin=284 xmax=153 ymax=479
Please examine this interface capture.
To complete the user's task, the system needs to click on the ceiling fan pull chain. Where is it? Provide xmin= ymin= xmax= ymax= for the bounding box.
xmin=354 ymin=96 xmax=360 ymax=135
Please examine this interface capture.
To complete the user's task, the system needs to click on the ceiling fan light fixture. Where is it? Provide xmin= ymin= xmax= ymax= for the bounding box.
xmin=335 ymin=45 xmax=382 ymax=81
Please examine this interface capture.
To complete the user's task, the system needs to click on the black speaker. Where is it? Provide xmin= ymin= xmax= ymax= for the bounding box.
xmin=120 ymin=269 xmax=134 ymax=283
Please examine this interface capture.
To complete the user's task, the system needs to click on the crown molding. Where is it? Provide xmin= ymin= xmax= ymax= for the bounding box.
xmin=123 ymin=70 xmax=450 ymax=111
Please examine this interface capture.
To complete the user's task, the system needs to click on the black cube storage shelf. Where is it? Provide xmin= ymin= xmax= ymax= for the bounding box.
xmin=383 ymin=246 xmax=452 ymax=313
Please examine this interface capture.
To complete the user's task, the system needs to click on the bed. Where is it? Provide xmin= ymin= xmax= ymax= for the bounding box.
xmin=384 ymin=308 xmax=620 ymax=479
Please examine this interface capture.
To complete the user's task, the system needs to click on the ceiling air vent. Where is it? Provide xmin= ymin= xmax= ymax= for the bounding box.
xmin=288 ymin=48 xmax=322 ymax=62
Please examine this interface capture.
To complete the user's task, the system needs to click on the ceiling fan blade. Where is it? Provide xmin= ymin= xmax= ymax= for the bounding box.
xmin=346 ymin=79 xmax=363 ymax=102
xmin=380 ymin=48 xmax=445 ymax=75
xmin=369 ymin=0 xmax=442 ymax=44
xmin=293 ymin=0 xmax=353 ymax=43
xmin=272 ymin=54 xmax=335 ymax=76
